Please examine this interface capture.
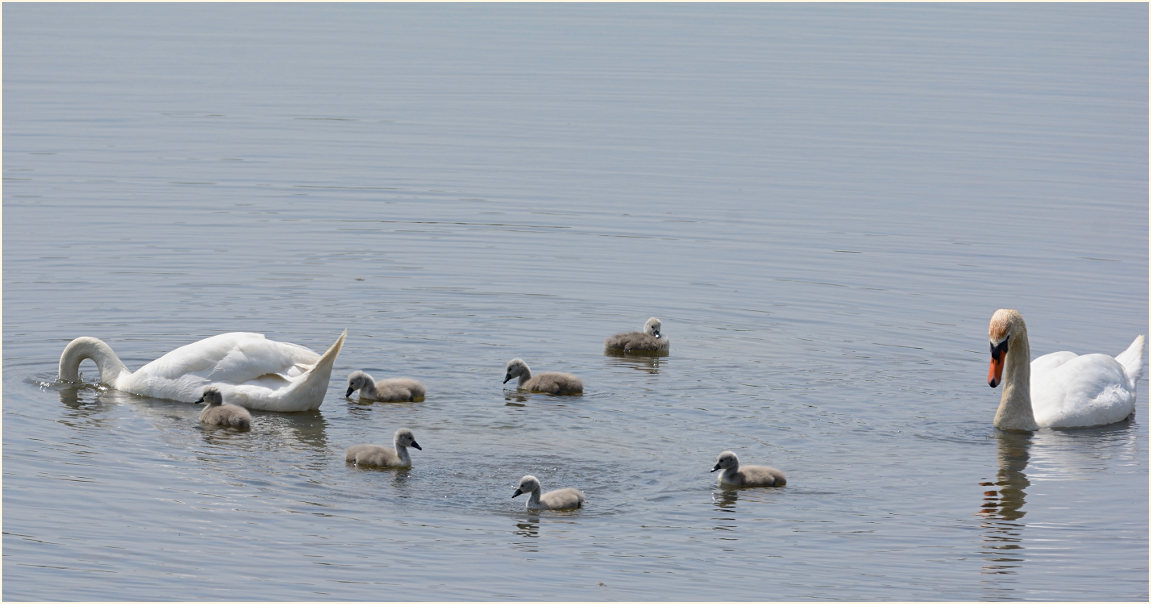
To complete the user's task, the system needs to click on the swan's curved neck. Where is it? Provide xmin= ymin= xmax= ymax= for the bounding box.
xmin=58 ymin=337 xmax=130 ymax=384
xmin=995 ymin=327 xmax=1038 ymax=432
xmin=526 ymin=488 xmax=541 ymax=508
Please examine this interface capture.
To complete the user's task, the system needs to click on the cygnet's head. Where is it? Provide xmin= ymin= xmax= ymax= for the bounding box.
xmin=711 ymin=450 xmax=739 ymax=473
xmin=395 ymin=428 xmax=422 ymax=450
xmin=644 ymin=317 xmax=663 ymax=338
xmin=512 ymin=474 xmax=541 ymax=498
xmin=196 ymin=386 xmax=224 ymax=406
xmin=346 ymin=370 xmax=373 ymax=397
xmin=504 ymin=358 xmax=530 ymax=384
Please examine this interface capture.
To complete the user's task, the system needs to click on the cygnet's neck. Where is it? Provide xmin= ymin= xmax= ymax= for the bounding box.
xmin=524 ymin=487 xmax=542 ymax=508
xmin=994 ymin=328 xmax=1038 ymax=432
xmin=393 ymin=441 xmax=412 ymax=465
xmin=513 ymin=365 xmax=532 ymax=387
xmin=58 ymin=337 xmax=130 ymax=384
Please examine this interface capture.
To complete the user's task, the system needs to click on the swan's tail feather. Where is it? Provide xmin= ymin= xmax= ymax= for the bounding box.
xmin=1115 ymin=334 xmax=1145 ymax=388
xmin=287 ymin=329 xmax=346 ymax=411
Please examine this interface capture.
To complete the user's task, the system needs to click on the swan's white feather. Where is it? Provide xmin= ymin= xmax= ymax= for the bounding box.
xmin=62 ymin=330 xmax=345 ymax=412
xmin=1030 ymin=350 xmax=1138 ymax=428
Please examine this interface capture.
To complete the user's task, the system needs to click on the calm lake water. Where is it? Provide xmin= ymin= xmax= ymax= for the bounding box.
xmin=3 ymin=3 xmax=1147 ymax=601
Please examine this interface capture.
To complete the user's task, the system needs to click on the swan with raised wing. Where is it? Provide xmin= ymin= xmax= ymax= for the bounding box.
xmin=58 ymin=330 xmax=346 ymax=412
xmin=987 ymin=309 xmax=1144 ymax=431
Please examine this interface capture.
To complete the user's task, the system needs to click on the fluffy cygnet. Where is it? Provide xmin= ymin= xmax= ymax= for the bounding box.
xmin=196 ymin=386 xmax=252 ymax=430
xmin=512 ymin=475 xmax=585 ymax=510
xmin=503 ymin=358 xmax=583 ymax=395
xmin=345 ymin=370 xmax=426 ymax=402
xmin=711 ymin=450 xmax=786 ymax=488
xmin=604 ymin=317 xmax=670 ymax=355
xmin=345 ymin=428 xmax=422 ymax=468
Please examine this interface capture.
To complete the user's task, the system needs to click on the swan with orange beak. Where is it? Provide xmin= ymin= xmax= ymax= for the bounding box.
xmin=986 ymin=308 xmax=1144 ymax=431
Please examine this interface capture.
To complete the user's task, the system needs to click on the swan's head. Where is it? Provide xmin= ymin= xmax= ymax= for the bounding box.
xmin=394 ymin=428 xmax=421 ymax=451
xmin=196 ymin=386 xmax=224 ymax=406
xmin=346 ymin=370 xmax=374 ymax=398
xmin=504 ymin=358 xmax=530 ymax=384
xmin=987 ymin=309 xmax=1025 ymax=388
xmin=711 ymin=450 xmax=739 ymax=473
xmin=513 ymin=475 xmax=541 ymax=498
xmin=644 ymin=317 xmax=663 ymax=339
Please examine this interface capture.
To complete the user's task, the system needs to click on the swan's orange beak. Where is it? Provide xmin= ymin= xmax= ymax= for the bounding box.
xmin=988 ymin=350 xmax=1005 ymax=388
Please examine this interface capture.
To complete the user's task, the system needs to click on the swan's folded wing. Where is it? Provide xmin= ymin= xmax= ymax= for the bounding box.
xmin=1032 ymin=353 xmax=1134 ymax=428
xmin=206 ymin=337 xmax=320 ymax=383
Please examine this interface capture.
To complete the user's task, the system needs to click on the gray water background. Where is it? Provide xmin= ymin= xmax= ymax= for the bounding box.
xmin=3 ymin=3 xmax=1147 ymax=601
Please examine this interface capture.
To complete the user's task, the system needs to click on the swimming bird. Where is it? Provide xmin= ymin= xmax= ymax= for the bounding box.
xmin=196 ymin=386 xmax=252 ymax=430
xmin=604 ymin=316 xmax=670 ymax=355
xmin=503 ymin=358 xmax=583 ymax=395
xmin=345 ymin=370 xmax=426 ymax=402
xmin=986 ymin=308 xmax=1144 ymax=431
xmin=345 ymin=428 xmax=422 ymax=468
xmin=512 ymin=475 xmax=585 ymax=510
xmin=711 ymin=450 xmax=787 ymax=488
xmin=58 ymin=330 xmax=345 ymax=412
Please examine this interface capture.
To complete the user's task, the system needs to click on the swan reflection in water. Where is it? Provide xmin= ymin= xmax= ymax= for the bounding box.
xmin=979 ymin=430 xmax=1032 ymax=579
xmin=604 ymin=354 xmax=664 ymax=375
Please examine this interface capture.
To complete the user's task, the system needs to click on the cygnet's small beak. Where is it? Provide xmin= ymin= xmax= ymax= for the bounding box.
xmin=345 ymin=386 xmax=355 ymax=398
xmin=512 ymin=488 xmax=524 ymax=498
xmin=503 ymin=375 xmax=514 ymax=384
xmin=710 ymin=464 xmax=721 ymax=472
xmin=410 ymin=441 xmax=422 ymax=451
xmin=194 ymin=396 xmax=205 ymax=405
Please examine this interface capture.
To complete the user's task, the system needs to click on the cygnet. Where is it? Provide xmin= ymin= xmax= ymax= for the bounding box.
xmin=711 ymin=450 xmax=786 ymax=487
xmin=503 ymin=358 xmax=583 ymax=395
xmin=345 ymin=370 xmax=426 ymax=402
xmin=196 ymin=386 xmax=252 ymax=430
xmin=345 ymin=428 xmax=422 ymax=468
xmin=512 ymin=474 xmax=585 ymax=510
xmin=604 ymin=316 xmax=670 ymax=355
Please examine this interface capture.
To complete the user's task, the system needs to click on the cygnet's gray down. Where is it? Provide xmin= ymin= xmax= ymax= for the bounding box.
xmin=604 ymin=317 xmax=670 ymax=355
xmin=512 ymin=474 xmax=585 ymax=510
xmin=345 ymin=428 xmax=422 ymax=468
xmin=711 ymin=450 xmax=786 ymax=487
xmin=345 ymin=370 xmax=426 ymax=402
xmin=196 ymin=386 xmax=252 ymax=430
xmin=503 ymin=358 xmax=583 ymax=395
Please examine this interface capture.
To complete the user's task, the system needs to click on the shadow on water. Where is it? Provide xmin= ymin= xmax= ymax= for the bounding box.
xmin=978 ymin=430 xmax=1032 ymax=594
xmin=604 ymin=354 xmax=665 ymax=374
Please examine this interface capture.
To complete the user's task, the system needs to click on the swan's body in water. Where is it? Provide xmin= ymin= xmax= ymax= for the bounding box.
xmin=345 ymin=370 xmax=426 ymax=402
xmin=503 ymin=358 xmax=583 ymax=395
xmin=512 ymin=475 xmax=585 ymax=510
xmin=345 ymin=429 xmax=422 ymax=468
xmin=196 ymin=386 xmax=251 ymax=430
xmin=58 ymin=330 xmax=345 ymax=412
xmin=987 ymin=308 xmax=1144 ymax=431
xmin=711 ymin=450 xmax=786 ymax=488
xmin=604 ymin=317 xmax=670 ymax=355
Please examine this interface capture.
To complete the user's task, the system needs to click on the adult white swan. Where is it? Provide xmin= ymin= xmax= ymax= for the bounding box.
xmin=58 ymin=330 xmax=346 ymax=412
xmin=987 ymin=309 xmax=1144 ymax=431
